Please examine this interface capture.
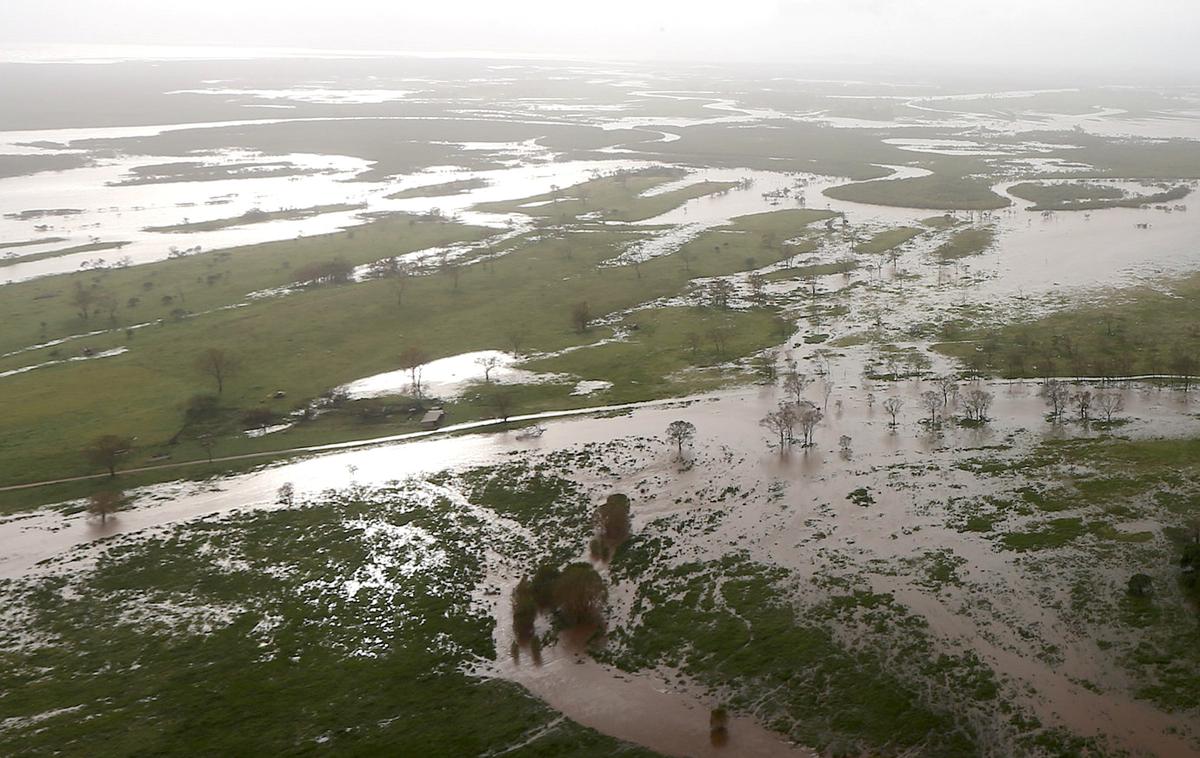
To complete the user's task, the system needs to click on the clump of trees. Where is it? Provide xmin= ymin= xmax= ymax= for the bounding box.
xmin=292 ymin=259 xmax=354 ymax=286
xmin=759 ymin=401 xmax=822 ymax=451
xmin=590 ymin=494 xmax=632 ymax=560
xmin=961 ymin=388 xmax=994 ymax=423
xmin=511 ymin=560 xmax=608 ymax=645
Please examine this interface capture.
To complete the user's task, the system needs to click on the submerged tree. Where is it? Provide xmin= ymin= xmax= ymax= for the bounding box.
xmin=795 ymin=401 xmax=823 ymax=447
xmin=665 ymin=420 xmax=697 ymax=459
xmin=86 ymin=489 xmax=126 ymax=523
xmin=760 ymin=403 xmax=798 ymax=451
xmin=511 ymin=578 xmax=537 ymax=644
xmin=782 ymin=371 xmax=812 ymax=404
xmin=882 ymin=396 xmax=903 ymax=427
xmin=1041 ymin=380 xmax=1071 ymax=420
xmin=553 ymin=562 xmax=607 ymax=629
xmin=920 ymin=390 xmax=943 ymax=427
xmin=962 ymin=388 xmax=994 ymax=422
xmin=594 ymin=494 xmax=632 ymax=547
xmin=1095 ymin=391 xmax=1125 ymax=423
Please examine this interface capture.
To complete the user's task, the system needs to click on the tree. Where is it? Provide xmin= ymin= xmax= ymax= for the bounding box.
xmin=277 ymin=482 xmax=295 ymax=506
xmin=511 ymin=578 xmax=537 ymax=644
xmin=1170 ymin=350 xmax=1196 ymax=392
xmin=882 ymin=397 xmax=903 ymax=427
xmin=439 ymin=254 xmax=463 ymax=290
xmin=398 ymin=346 xmax=429 ymax=397
xmin=505 ymin=323 xmax=529 ymax=355
xmin=1095 ymin=391 xmax=1124 ymax=423
xmin=571 ymin=301 xmax=592 ymax=333
xmin=1126 ymin=573 xmax=1153 ymax=599
xmin=529 ymin=564 xmax=561 ymax=611
xmin=195 ymin=348 xmax=238 ymax=395
xmin=920 ymin=390 xmax=943 ymax=426
xmin=198 ymin=434 xmax=216 ymax=463
xmin=553 ymin=562 xmax=607 ymax=628
xmin=475 ymin=354 xmax=501 ymax=383
xmin=706 ymin=279 xmax=735 ymax=309
xmin=760 ymin=404 xmax=797 ymax=451
xmin=938 ymin=376 xmax=958 ymax=406
xmin=84 ymin=434 xmax=133 ymax=477
xmin=70 ymin=282 xmax=103 ymax=322
xmin=665 ymin=420 xmax=696 ymax=459
xmin=962 ymin=388 xmax=994 ymax=422
xmin=489 ymin=389 xmax=515 ymax=423
xmin=795 ymin=401 xmax=823 ymax=447
xmin=1072 ymin=390 xmax=1093 ymax=422
xmin=87 ymin=489 xmax=127 ymax=523
xmin=782 ymin=371 xmax=811 ymax=404
xmin=594 ymin=494 xmax=632 ymax=546
xmin=369 ymin=256 xmax=412 ymax=307
xmin=1041 ymin=380 xmax=1070 ymax=420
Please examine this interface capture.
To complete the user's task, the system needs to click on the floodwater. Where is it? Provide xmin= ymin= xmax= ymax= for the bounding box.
xmin=5 ymin=61 xmax=1200 ymax=755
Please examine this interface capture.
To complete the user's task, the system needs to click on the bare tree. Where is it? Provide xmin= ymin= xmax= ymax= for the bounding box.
xmin=665 ymin=420 xmax=696 ymax=459
xmin=571 ymin=302 xmax=592 ymax=333
xmin=398 ymin=346 xmax=429 ymax=397
xmin=822 ymin=381 xmax=834 ymax=412
xmin=1041 ymin=380 xmax=1070 ymax=421
xmin=782 ymin=371 xmax=811 ymax=404
xmin=1072 ymin=390 xmax=1093 ymax=422
xmin=795 ymin=401 xmax=823 ymax=447
xmin=195 ymin=348 xmax=239 ymax=395
xmin=439 ymin=254 xmax=463 ymax=290
xmin=198 ymin=434 xmax=216 ymax=463
xmin=882 ymin=397 xmax=903 ymax=427
xmin=1095 ymin=391 xmax=1125 ymax=423
xmin=938 ymin=376 xmax=958 ymax=406
xmin=369 ymin=256 xmax=413 ymax=307
xmin=475 ymin=354 xmax=501 ymax=383
xmin=84 ymin=434 xmax=133 ymax=477
xmin=277 ymin=482 xmax=296 ymax=506
xmin=87 ymin=489 xmax=127 ymax=523
xmin=962 ymin=388 xmax=994 ymax=422
xmin=759 ymin=403 xmax=798 ymax=451
xmin=490 ymin=389 xmax=515 ymax=423
xmin=505 ymin=323 xmax=529 ymax=355
xmin=707 ymin=326 xmax=732 ymax=357
xmin=920 ymin=390 xmax=943 ymax=427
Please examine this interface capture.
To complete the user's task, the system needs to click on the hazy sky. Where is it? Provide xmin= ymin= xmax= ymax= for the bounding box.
xmin=4 ymin=0 xmax=1199 ymax=74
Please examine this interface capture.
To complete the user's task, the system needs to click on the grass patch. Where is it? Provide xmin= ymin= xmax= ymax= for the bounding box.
xmin=144 ymin=203 xmax=365 ymax=233
xmin=854 ymin=227 xmax=922 ymax=254
xmin=934 ymin=226 xmax=996 ymax=261
xmin=0 ymin=482 xmax=656 ymax=756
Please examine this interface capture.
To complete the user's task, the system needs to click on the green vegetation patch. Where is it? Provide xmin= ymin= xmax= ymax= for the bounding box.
xmin=0 ymin=482 xmax=655 ymax=757
xmin=934 ymin=226 xmax=996 ymax=261
xmin=854 ymin=226 xmax=923 ymax=254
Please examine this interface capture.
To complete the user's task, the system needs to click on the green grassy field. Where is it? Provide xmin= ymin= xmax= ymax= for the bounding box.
xmin=1008 ymin=181 xmax=1190 ymax=211
xmin=0 ymin=202 xmax=833 ymax=493
xmin=934 ymin=272 xmax=1200 ymax=378
xmin=0 ymin=481 xmax=658 ymax=756
xmin=474 ymin=167 xmax=737 ymax=223
xmin=825 ymin=158 xmax=1011 ymax=211
xmin=933 ymin=226 xmax=995 ymax=261
xmin=143 ymin=203 xmax=366 ymax=233
xmin=854 ymin=226 xmax=923 ymax=254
